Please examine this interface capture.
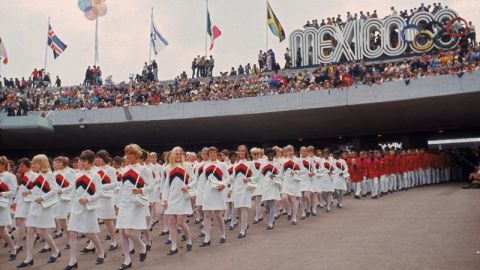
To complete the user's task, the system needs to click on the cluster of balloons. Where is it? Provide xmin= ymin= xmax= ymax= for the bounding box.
xmin=78 ymin=0 xmax=108 ymax=21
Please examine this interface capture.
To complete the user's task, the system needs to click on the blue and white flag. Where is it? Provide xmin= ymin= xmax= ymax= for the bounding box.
xmin=47 ymin=23 xmax=67 ymax=59
xmin=150 ymin=18 xmax=168 ymax=55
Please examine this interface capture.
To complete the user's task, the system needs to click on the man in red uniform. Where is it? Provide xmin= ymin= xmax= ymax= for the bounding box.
xmin=364 ymin=151 xmax=381 ymax=199
xmin=348 ymin=152 xmax=364 ymax=199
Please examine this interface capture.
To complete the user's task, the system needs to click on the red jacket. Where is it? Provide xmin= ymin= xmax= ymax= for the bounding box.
xmin=348 ymin=158 xmax=364 ymax=182
xmin=364 ymin=158 xmax=380 ymax=179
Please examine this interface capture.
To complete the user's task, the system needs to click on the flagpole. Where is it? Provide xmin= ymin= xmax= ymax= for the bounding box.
xmin=266 ymin=0 xmax=268 ymax=51
xmin=149 ymin=7 xmax=153 ymax=62
xmin=205 ymin=0 xmax=208 ymax=58
xmin=94 ymin=17 xmax=99 ymax=66
xmin=44 ymin=17 xmax=50 ymax=72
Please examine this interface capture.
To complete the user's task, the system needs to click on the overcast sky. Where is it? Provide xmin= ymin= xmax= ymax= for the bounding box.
xmin=0 ymin=0 xmax=478 ymax=85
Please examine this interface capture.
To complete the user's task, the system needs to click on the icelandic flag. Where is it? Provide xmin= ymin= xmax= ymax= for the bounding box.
xmin=47 ymin=23 xmax=67 ymax=59
xmin=151 ymin=19 xmax=168 ymax=55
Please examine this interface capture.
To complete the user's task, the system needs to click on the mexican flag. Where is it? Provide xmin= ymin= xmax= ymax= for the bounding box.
xmin=207 ymin=10 xmax=221 ymax=50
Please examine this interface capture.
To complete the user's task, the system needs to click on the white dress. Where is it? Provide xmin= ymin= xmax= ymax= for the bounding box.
xmin=0 ymin=171 xmax=17 ymax=226
xmin=225 ymin=164 xmax=234 ymax=203
xmin=260 ymin=161 xmax=282 ymax=202
xmin=95 ymin=165 xmax=117 ymax=219
xmin=194 ymin=161 xmax=206 ymax=206
xmin=231 ymin=160 xmax=255 ymax=208
xmin=318 ymin=158 xmax=335 ymax=192
xmin=150 ymin=163 xmax=164 ymax=203
xmin=281 ymin=158 xmax=305 ymax=197
xmin=14 ymin=171 xmax=35 ymax=219
xmin=251 ymin=160 xmax=263 ymax=197
xmin=200 ymin=161 xmax=228 ymax=211
xmin=25 ymin=172 xmax=58 ymax=229
xmin=299 ymin=158 xmax=315 ymax=192
xmin=310 ymin=157 xmax=323 ymax=193
xmin=53 ymin=168 xmax=75 ymax=219
xmin=162 ymin=164 xmax=195 ymax=215
xmin=331 ymin=158 xmax=348 ymax=191
xmin=116 ymin=163 xmax=151 ymax=230
xmin=113 ymin=168 xmax=123 ymax=207
xmin=67 ymin=169 xmax=103 ymax=233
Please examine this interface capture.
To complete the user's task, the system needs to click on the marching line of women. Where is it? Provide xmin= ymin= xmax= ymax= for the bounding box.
xmin=0 ymin=145 xmax=455 ymax=269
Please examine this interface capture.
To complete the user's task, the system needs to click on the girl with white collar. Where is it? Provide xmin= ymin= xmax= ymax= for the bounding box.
xmin=52 ymin=157 xmax=75 ymax=242
xmin=0 ymin=156 xmax=18 ymax=261
xmin=63 ymin=150 xmax=106 ymax=270
xmin=260 ymin=149 xmax=282 ymax=230
xmin=162 ymin=147 xmax=195 ymax=255
xmin=280 ymin=145 xmax=306 ymax=225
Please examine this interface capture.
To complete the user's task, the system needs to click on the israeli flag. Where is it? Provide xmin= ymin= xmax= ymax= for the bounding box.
xmin=151 ymin=20 xmax=168 ymax=55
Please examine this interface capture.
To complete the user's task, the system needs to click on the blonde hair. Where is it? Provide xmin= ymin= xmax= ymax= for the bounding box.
xmin=284 ymin=145 xmax=294 ymax=151
xmin=124 ymin=144 xmax=142 ymax=158
xmin=0 ymin=156 xmax=7 ymax=169
xmin=32 ymin=154 xmax=51 ymax=173
xmin=168 ymin=146 xmax=185 ymax=168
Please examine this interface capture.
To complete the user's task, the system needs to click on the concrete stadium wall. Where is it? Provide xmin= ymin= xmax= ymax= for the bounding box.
xmin=45 ymin=72 xmax=480 ymax=126
xmin=1 ymin=72 xmax=479 ymax=127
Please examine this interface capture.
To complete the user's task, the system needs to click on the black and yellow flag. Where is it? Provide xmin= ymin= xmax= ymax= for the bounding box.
xmin=267 ymin=1 xmax=286 ymax=42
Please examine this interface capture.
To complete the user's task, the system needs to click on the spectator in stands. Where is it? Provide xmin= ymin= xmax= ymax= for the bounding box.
xmin=296 ymin=48 xmax=302 ymax=67
xmin=229 ymin=67 xmax=237 ymax=76
xmin=245 ymin=63 xmax=251 ymax=75
xmin=55 ymin=76 xmax=61 ymax=87
xmin=238 ymin=65 xmax=245 ymax=75
xmin=209 ymin=55 xmax=215 ymax=76
xmin=284 ymin=48 xmax=292 ymax=69
xmin=191 ymin=57 xmax=197 ymax=78
xmin=391 ymin=7 xmax=398 ymax=16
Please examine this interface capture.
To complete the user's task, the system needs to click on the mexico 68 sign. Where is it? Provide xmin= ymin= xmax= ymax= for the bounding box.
xmin=290 ymin=9 xmax=469 ymax=65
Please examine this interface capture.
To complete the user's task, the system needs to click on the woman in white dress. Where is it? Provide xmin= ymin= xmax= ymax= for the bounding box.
xmin=52 ymin=157 xmax=74 ymax=241
xmin=147 ymin=152 xmax=163 ymax=228
xmin=199 ymin=147 xmax=228 ymax=247
xmin=18 ymin=154 xmax=60 ymax=268
xmin=280 ymin=145 xmax=305 ymax=225
xmin=162 ymin=147 xmax=195 ymax=255
xmin=231 ymin=145 xmax=255 ymax=238
xmin=0 ymin=156 xmax=18 ymax=261
xmin=299 ymin=147 xmax=315 ymax=220
xmin=111 ymin=156 xmax=124 ymax=212
xmin=250 ymin=147 xmax=264 ymax=224
xmin=307 ymin=146 xmax=321 ymax=216
xmin=13 ymin=158 xmax=35 ymax=254
xmin=260 ymin=149 xmax=282 ymax=230
xmin=331 ymin=151 xmax=349 ymax=208
xmin=319 ymin=149 xmax=335 ymax=213
xmin=116 ymin=144 xmax=152 ymax=270
xmin=193 ymin=148 xmax=209 ymax=227
xmin=93 ymin=150 xmax=118 ymax=251
xmin=225 ymin=151 xmax=238 ymax=230
xmin=63 ymin=150 xmax=106 ymax=270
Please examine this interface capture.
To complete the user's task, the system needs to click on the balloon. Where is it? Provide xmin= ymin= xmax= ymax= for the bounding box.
xmin=91 ymin=0 xmax=103 ymax=6
xmin=78 ymin=0 xmax=93 ymax=12
xmin=93 ymin=3 xmax=108 ymax=17
xmin=84 ymin=9 xmax=98 ymax=20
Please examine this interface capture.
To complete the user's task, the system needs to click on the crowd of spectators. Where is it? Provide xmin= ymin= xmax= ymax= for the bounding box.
xmin=1 ymin=43 xmax=479 ymax=114
xmin=1 ymin=68 xmax=60 ymax=90
xmin=83 ymin=65 xmax=103 ymax=86
xmin=303 ymin=3 xmax=447 ymax=30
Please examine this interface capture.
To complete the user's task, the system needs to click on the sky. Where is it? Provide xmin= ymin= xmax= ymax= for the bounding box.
xmin=0 ymin=0 xmax=479 ymax=85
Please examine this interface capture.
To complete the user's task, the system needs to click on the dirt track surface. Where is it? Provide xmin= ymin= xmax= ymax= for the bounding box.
xmin=2 ymin=183 xmax=479 ymax=270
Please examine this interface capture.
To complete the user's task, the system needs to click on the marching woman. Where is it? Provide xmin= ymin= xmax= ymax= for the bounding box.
xmin=193 ymin=148 xmax=209 ymax=227
xmin=162 ymin=147 xmax=195 ymax=255
xmin=0 ymin=156 xmax=18 ymax=261
xmin=225 ymin=151 xmax=238 ymax=229
xmin=307 ymin=146 xmax=321 ymax=215
xmin=63 ymin=150 xmax=106 ymax=270
xmin=147 ymin=152 xmax=163 ymax=229
xmin=231 ymin=145 xmax=255 ymax=238
xmin=299 ymin=147 xmax=315 ymax=219
xmin=111 ymin=156 xmax=125 ymax=213
xmin=260 ymin=149 xmax=282 ymax=230
xmin=318 ymin=149 xmax=335 ymax=212
xmin=250 ymin=147 xmax=264 ymax=224
xmin=18 ymin=154 xmax=60 ymax=268
xmin=52 ymin=157 xmax=75 ymax=245
xmin=331 ymin=151 xmax=349 ymax=208
xmin=13 ymin=158 xmax=35 ymax=254
xmin=280 ymin=145 xmax=306 ymax=225
xmin=116 ymin=144 xmax=152 ymax=270
xmin=93 ymin=150 xmax=118 ymax=251
xmin=199 ymin=147 xmax=228 ymax=247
